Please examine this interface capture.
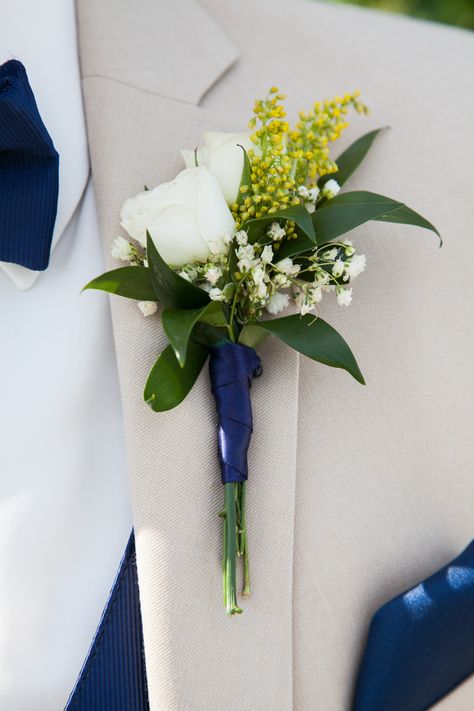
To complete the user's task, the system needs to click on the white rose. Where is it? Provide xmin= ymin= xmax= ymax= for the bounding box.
xmin=120 ymin=167 xmax=235 ymax=266
xmin=182 ymin=131 xmax=256 ymax=205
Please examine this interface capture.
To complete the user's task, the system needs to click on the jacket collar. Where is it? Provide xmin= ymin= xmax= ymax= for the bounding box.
xmin=78 ymin=0 xmax=239 ymax=106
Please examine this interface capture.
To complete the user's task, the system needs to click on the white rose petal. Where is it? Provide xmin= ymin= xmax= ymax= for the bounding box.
xmin=266 ymin=291 xmax=290 ymax=315
xmin=182 ymin=131 xmax=258 ymax=205
xmin=120 ymin=167 xmax=235 ymax=267
xmin=137 ymin=301 xmax=158 ymax=317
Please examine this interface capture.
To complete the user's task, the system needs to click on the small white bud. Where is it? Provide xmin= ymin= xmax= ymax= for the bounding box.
xmin=261 ymin=245 xmax=273 ymax=264
xmin=137 ymin=301 xmax=158 ymax=317
xmin=204 ymin=266 xmax=222 ymax=285
xmin=322 ymin=179 xmax=340 ymax=199
xmin=336 ymin=287 xmax=353 ymax=306
xmin=209 ymin=287 xmax=226 ymax=301
xmin=267 ymin=222 xmax=286 ymax=241
xmin=236 ymin=230 xmax=249 ymax=246
xmin=332 ymin=259 xmax=345 ymax=278
xmin=111 ymin=235 xmax=134 ymax=261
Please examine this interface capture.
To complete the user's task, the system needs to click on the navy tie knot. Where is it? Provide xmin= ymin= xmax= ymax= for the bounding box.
xmin=0 ymin=60 xmax=59 ymax=270
xmin=209 ymin=343 xmax=261 ymax=484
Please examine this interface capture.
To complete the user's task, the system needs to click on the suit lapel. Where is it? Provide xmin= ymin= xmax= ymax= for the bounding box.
xmin=78 ymin=3 xmax=298 ymax=708
xmin=78 ymin=0 xmax=238 ymax=105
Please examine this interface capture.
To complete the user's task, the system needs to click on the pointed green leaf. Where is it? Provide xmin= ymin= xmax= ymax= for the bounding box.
xmin=319 ymin=127 xmax=387 ymax=188
xmin=147 ymin=233 xmax=209 ymax=309
xmin=375 ymin=204 xmax=442 ymax=245
xmin=244 ymin=204 xmax=316 ymax=244
xmin=257 ymin=314 xmax=365 ymax=384
xmin=163 ymin=301 xmax=227 ymax=366
xmin=238 ymin=324 xmax=270 ymax=349
xmin=144 ymin=341 xmax=208 ymax=412
xmin=192 ymin=322 xmax=230 ymax=348
xmin=83 ymin=266 xmax=157 ymax=302
xmin=236 ymin=145 xmax=252 ymax=206
xmin=277 ymin=191 xmax=439 ymax=258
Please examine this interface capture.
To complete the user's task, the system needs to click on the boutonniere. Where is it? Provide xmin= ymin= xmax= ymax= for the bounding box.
xmin=85 ymin=88 xmax=440 ymax=615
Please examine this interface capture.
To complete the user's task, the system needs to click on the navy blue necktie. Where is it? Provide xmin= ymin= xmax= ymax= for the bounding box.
xmin=0 ymin=60 xmax=59 ymax=270
xmin=354 ymin=540 xmax=474 ymax=710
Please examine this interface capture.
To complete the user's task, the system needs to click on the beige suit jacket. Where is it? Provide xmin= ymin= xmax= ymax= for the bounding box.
xmin=77 ymin=0 xmax=474 ymax=708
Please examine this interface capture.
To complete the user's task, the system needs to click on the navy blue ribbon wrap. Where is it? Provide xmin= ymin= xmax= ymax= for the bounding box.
xmin=209 ymin=343 xmax=261 ymax=484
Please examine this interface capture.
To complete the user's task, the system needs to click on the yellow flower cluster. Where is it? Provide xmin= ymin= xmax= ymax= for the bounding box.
xmin=231 ymin=87 xmax=368 ymax=227
xmin=232 ymin=88 xmax=298 ymax=226
xmin=287 ymin=91 xmax=368 ymax=184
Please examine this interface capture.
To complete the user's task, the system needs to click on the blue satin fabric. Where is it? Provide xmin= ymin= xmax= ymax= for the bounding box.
xmin=65 ymin=532 xmax=149 ymax=710
xmin=209 ymin=343 xmax=261 ymax=484
xmin=0 ymin=60 xmax=59 ymax=270
xmin=354 ymin=539 xmax=474 ymax=711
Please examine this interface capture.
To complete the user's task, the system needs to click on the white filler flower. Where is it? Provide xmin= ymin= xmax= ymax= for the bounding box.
xmin=120 ymin=167 xmax=235 ymax=267
xmin=266 ymin=291 xmax=290 ymax=315
xmin=137 ymin=301 xmax=158 ymax=317
xmin=322 ymin=179 xmax=341 ymax=199
xmin=111 ymin=235 xmax=134 ymax=261
xmin=182 ymin=132 xmax=257 ymax=205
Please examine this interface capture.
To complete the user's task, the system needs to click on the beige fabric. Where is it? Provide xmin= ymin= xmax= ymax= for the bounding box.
xmin=77 ymin=0 xmax=474 ymax=708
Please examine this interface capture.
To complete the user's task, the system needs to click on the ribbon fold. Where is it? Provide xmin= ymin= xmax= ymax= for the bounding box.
xmin=209 ymin=343 xmax=261 ymax=484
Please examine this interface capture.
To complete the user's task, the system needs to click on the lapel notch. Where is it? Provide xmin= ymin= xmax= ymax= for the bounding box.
xmin=78 ymin=0 xmax=239 ymax=106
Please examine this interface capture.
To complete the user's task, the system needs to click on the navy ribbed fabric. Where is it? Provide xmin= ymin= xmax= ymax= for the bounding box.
xmin=209 ymin=343 xmax=261 ymax=484
xmin=354 ymin=539 xmax=474 ymax=711
xmin=0 ymin=60 xmax=59 ymax=270
xmin=65 ymin=532 xmax=149 ymax=711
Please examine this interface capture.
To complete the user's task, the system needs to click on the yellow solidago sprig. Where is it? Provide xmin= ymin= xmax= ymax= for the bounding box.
xmin=287 ymin=91 xmax=369 ymax=185
xmin=231 ymin=88 xmax=368 ymax=228
xmin=232 ymin=87 xmax=297 ymax=227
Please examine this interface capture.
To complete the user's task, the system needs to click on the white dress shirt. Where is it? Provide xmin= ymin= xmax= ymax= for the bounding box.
xmin=0 ymin=1 xmax=132 ymax=709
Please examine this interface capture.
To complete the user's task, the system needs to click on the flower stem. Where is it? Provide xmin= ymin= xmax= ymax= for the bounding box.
xmin=240 ymin=481 xmax=251 ymax=596
xmin=223 ymin=483 xmax=242 ymax=615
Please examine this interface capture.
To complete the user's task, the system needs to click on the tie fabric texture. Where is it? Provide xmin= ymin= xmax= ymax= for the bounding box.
xmin=0 ymin=60 xmax=59 ymax=270
xmin=354 ymin=540 xmax=474 ymax=710
xmin=65 ymin=532 xmax=149 ymax=710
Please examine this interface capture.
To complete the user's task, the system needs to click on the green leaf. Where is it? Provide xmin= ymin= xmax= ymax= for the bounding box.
xmin=192 ymin=322 xmax=230 ymax=348
xmin=244 ymin=204 xmax=316 ymax=244
xmin=144 ymin=341 xmax=208 ymax=412
xmin=319 ymin=127 xmax=387 ymax=188
xmin=277 ymin=191 xmax=440 ymax=258
xmin=147 ymin=232 xmax=209 ymax=309
xmin=162 ymin=301 xmax=227 ymax=366
xmin=238 ymin=324 xmax=270 ymax=349
xmin=375 ymin=204 xmax=442 ymax=245
xmin=236 ymin=145 xmax=252 ymax=207
xmin=83 ymin=266 xmax=157 ymax=302
xmin=256 ymin=314 xmax=365 ymax=384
